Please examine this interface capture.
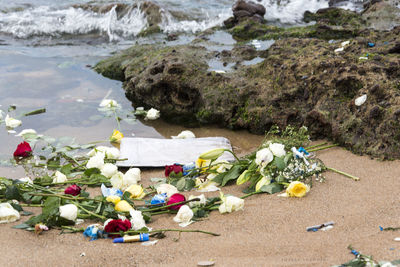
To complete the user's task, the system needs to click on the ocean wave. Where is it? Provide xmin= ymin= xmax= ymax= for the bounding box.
xmin=0 ymin=5 xmax=147 ymax=41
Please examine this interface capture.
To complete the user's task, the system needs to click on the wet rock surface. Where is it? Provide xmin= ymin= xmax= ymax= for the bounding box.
xmin=95 ymin=2 xmax=400 ymax=159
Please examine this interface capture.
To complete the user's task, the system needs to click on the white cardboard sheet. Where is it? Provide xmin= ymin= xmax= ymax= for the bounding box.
xmin=117 ymin=137 xmax=234 ymax=167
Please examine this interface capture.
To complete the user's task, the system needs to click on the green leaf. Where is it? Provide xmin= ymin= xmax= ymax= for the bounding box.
xmin=122 ymin=191 xmax=135 ymax=207
xmin=10 ymin=202 xmax=23 ymax=212
xmin=23 ymin=108 xmax=46 ymax=117
xmin=176 ymin=178 xmax=186 ymax=191
xmin=211 ymin=172 xmax=225 ymax=185
xmin=260 ymin=183 xmax=284 ymax=194
xmin=221 ymin=165 xmax=243 ymax=186
xmin=22 ymin=211 xmax=34 ymax=216
xmin=273 ymin=157 xmax=286 ymax=171
xmin=83 ymin=168 xmax=100 ymax=178
xmin=184 ymin=179 xmax=196 ymax=191
xmin=12 ymin=223 xmax=30 ymax=229
xmin=31 ymin=196 xmax=43 ymax=204
xmin=60 ymin=164 xmax=73 ymax=175
xmin=5 ymin=186 xmax=22 ymax=201
xmin=142 ymin=212 xmax=152 ymax=223
xmin=80 ymin=191 xmax=90 ymax=198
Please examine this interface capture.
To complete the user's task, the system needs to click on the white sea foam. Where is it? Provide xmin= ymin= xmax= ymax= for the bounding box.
xmin=160 ymin=8 xmax=232 ymax=33
xmin=257 ymin=0 xmax=329 ymax=24
xmin=0 ymin=5 xmax=147 ymax=41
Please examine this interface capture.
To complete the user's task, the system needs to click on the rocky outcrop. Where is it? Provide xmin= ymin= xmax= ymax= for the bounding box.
xmin=95 ymin=25 xmax=400 ymax=159
xmin=224 ymin=0 xmax=266 ymax=28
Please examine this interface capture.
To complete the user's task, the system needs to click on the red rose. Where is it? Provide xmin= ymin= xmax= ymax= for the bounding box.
xmin=64 ymin=184 xmax=81 ymax=196
xmin=13 ymin=141 xmax=32 ymax=158
xmin=104 ymin=219 xmax=132 ymax=237
xmin=164 ymin=164 xmax=183 ymax=177
xmin=167 ymin=193 xmax=186 ymax=210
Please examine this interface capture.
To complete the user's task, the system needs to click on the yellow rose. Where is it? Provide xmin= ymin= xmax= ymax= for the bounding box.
xmin=125 ymin=184 xmax=146 ymax=200
xmin=286 ymin=181 xmax=310 ymax=197
xmin=114 ymin=200 xmax=134 ymax=212
xmin=106 ymin=195 xmax=121 ymax=204
xmin=110 ymin=129 xmax=124 ymax=144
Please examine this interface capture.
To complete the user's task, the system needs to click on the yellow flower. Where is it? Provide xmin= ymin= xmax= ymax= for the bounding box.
xmin=286 ymin=181 xmax=310 ymax=197
xmin=198 ymin=148 xmax=225 ymax=160
xmin=196 ymin=158 xmax=210 ymax=173
xmin=125 ymin=184 xmax=146 ymax=199
xmin=106 ymin=195 xmax=121 ymax=204
xmin=110 ymin=129 xmax=124 ymax=144
xmin=114 ymin=200 xmax=134 ymax=212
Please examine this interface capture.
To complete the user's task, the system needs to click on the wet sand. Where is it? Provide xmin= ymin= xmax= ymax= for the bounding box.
xmin=1 ymin=129 xmax=399 ymax=267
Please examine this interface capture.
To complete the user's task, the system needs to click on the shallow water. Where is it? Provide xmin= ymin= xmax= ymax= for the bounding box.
xmin=0 ymin=0 xmax=364 ymax=179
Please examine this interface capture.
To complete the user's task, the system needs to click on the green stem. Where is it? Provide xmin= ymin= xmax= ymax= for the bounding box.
xmin=28 ymin=193 xmax=102 ymax=202
xmin=305 ymin=142 xmax=328 ymax=150
xmin=20 ymin=203 xmax=44 ymax=207
xmin=307 ymin=144 xmax=338 ymax=152
xmin=225 ymin=149 xmax=241 ymax=162
xmin=150 ymin=210 xmax=174 ymax=216
xmin=73 ymin=202 xmax=106 ymax=220
xmin=327 ymin=167 xmax=360 ymax=181
xmin=118 ymin=229 xmax=220 ymax=237
xmin=113 ymin=109 xmax=121 ymax=131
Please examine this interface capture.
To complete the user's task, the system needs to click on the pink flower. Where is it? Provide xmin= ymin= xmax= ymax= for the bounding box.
xmin=167 ymin=193 xmax=186 ymax=210
xmin=64 ymin=185 xmax=81 ymax=196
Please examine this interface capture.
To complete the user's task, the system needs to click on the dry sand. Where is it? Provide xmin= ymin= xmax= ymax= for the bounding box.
xmin=1 ymin=127 xmax=400 ymax=267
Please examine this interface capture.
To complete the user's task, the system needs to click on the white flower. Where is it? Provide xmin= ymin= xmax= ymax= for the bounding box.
xmin=196 ymin=179 xmax=220 ymax=192
xmin=188 ymin=194 xmax=206 ymax=208
xmin=105 ymin=147 xmax=120 ymax=159
xmin=171 ymin=130 xmax=196 ymax=139
xmin=0 ymin=110 xmax=3 ymax=120
xmin=100 ymin=163 xmax=118 ymax=178
xmin=156 ymin=183 xmax=178 ymax=197
xmin=334 ymin=47 xmax=344 ymax=53
xmin=18 ymin=177 xmax=33 ymax=184
xmin=86 ymin=152 xmax=105 ymax=169
xmin=103 ymin=219 xmax=113 ymax=229
xmin=269 ymin=143 xmax=286 ymax=157
xmin=255 ymin=148 xmax=273 ymax=166
xmin=0 ymin=203 xmax=20 ymax=224
xmin=129 ymin=210 xmax=147 ymax=230
xmin=173 ymin=205 xmax=193 ymax=227
xmin=355 ymin=94 xmax=367 ymax=106
xmin=110 ymin=171 xmax=124 ymax=190
xmin=16 ymin=129 xmax=36 ymax=137
xmin=214 ymin=160 xmax=232 ymax=173
xmin=145 ymin=108 xmax=160 ymax=120
xmin=53 ymin=171 xmax=67 ymax=183
xmin=218 ymin=195 xmax=244 ymax=214
xmin=123 ymin=168 xmax=141 ymax=186
xmin=99 ymin=99 xmax=118 ymax=108
xmin=59 ymin=204 xmax=78 ymax=221
xmin=5 ymin=115 xmax=22 ymax=128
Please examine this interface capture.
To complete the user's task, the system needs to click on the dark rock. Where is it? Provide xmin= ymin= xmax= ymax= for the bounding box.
xmin=233 ymin=0 xmax=266 ymax=17
xmin=388 ymin=42 xmax=400 ymax=53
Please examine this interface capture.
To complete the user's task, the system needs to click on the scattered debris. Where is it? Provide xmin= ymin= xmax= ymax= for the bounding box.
xmin=306 ymin=221 xmax=335 ymax=232
xmin=197 ymin=261 xmax=215 ymax=266
xmin=355 ymin=94 xmax=367 ymax=106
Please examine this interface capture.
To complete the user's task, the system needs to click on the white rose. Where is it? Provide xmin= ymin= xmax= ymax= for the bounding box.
xmin=269 ymin=143 xmax=286 ymax=157
xmin=255 ymin=148 xmax=273 ymax=166
xmin=157 ymin=183 xmax=178 ymax=197
xmin=129 ymin=210 xmax=146 ymax=230
xmin=173 ymin=205 xmax=193 ymax=227
xmin=99 ymin=99 xmax=118 ymax=108
xmin=105 ymin=147 xmax=120 ymax=159
xmin=123 ymin=168 xmax=141 ymax=187
xmin=59 ymin=204 xmax=78 ymax=221
xmin=87 ymin=146 xmax=108 ymax=157
xmin=86 ymin=152 xmax=105 ymax=169
xmin=53 ymin=171 xmax=67 ymax=183
xmin=188 ymin=194 xmax=206 ymax=207
xmin=219 ymin=195 xmax=244 ymax=214
xmin=5 ymin=115 xmax=22 ymax=128
xmin=100 ymin=163 xmax=118 ymax=178
xmin=110 ymin=171 xmax=124 ymax=190
xmin=0 ymin=203 xmax=20 ymax=224
xmin=18 ymin=177 xmax=33 ymax=184
xmin=16 ymin=129 xmax=37 ymax=137
xmin=145 ymin=108 xmax=160 ymax=120
xmin=172 ymin=130 xmax=195 ymax=139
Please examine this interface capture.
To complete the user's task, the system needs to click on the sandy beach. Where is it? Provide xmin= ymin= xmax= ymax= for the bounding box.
xmin=1 ymin=132 xmax=399 ymax=267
